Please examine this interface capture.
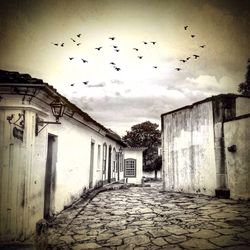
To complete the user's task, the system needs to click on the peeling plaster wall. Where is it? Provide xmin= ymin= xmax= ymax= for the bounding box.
xmin=224 ymin=117 xmax=250 ymax=200
xmin=162 ymin=101 xmax=216 ymax=195
xmin=0 ymin=97 xmax=44 ymax=241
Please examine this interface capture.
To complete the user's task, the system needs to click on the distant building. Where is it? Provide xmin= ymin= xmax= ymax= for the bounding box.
xmin=0 ymin=70 xmax=143 ymax=242
xmin=123 ymin=147 xmax=146 ymax=184
xmin=161 ymin=94 xmax=250 ymax=199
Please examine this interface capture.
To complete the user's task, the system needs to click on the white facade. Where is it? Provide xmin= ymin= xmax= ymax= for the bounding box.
xmin=123 ymin=148 xmax=145 ymax=185
xmin=0 ymin=71 xmax=143 ymax=242
xmin=161 ymin=94 xmax=250 ymax=199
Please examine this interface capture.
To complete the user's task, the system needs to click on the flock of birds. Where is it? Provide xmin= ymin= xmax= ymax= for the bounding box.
xmin=51 ymin=25 xmax=206 ymax=87
xmin=175 ymin=25 xmax=206 ymax=71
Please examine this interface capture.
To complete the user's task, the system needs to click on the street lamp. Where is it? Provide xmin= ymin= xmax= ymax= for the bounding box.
xmin=50 ymin=99 xmax=65 ymax=122
xmin=35 ymin=98 xmax=65 ymax=136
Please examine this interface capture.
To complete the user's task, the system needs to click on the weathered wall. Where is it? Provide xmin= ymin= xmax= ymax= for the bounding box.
xmin=162 ymin=101 xmax=217 ymax=195
xmin=33 ymin=108 xmax=123 ymax=215
xmin=0 ymin=95 xmax=123 ymax=241
xmin=0 ymin=96 xmax=46 ymax=241
xmin=123 ymin=149 xmax=143 ymax=185
xmin=224 ymin=116 xmax=250 ymax=199
xmin=236 ymin=97 xmax=250 ymax=117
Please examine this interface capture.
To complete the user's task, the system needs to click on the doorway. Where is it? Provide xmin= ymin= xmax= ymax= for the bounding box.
xmin=89 ymin=141 xmax=95 ymax=188
xmin=44 ymin=134 xmax=57 ymax=219
xmin=108 ymin=145 xmax=112 ymax=183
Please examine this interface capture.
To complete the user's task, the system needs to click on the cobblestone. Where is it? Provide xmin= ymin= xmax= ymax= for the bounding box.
xmin=48 ymin=181 xmax=250 ymax=249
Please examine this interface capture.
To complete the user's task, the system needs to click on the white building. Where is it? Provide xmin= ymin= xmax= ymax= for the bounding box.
xmin=161 ymin=94 xmax=250 ymax=200
xmin=123 ymin=147 xmax=146 ymax=185
xmin=0 ymin=70 xmax=144 ymax=242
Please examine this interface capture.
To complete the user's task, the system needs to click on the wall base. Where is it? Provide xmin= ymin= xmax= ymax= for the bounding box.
xmin=215 ymin=188 xmax=230 ymax=199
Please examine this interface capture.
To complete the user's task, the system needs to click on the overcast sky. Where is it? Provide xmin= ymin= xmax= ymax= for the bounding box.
xmin=0 ymin=0 xmax=249 ymax=135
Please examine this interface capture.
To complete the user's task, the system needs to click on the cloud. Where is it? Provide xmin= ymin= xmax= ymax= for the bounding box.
xmin=111 ymin=79 xmax=124 ymax=85
xmin=87 ymin=82 xmax=106 ymax=88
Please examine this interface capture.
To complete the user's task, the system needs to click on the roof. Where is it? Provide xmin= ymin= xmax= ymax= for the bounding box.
xmin=123 ymin=147 xmax=147 ymax=151
xmin=161 ymin=93 xmax=250 ymax=117
xmin=0 ymin=69 xmax=125 ymax=145
xmin=106 ymin=129 xmax=127 ymax=146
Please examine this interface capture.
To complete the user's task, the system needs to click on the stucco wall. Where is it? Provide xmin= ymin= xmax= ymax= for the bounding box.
xmin=123 ymin=150 xmax=143 ymax=185
xmin=0 ymin=97 xmax=46 ymax=241
xmin=236 ymin=97 xmax=250 ymax=117
xmin=162 ymin=101 xmax=217 ymax=195
xmin=224 ymin=117 xmax=250 ymax=199
xmin=34 ymin=110 xmax=122 ymax=213
xmin=0 ymin=95 xmax=122 ymax=241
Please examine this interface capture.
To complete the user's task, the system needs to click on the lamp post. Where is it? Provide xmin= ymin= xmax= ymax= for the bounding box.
xmin=36 ymin=98 xmax=65 ymax=135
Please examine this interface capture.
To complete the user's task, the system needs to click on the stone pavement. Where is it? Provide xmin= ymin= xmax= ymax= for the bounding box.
xmin=47 ymin=182 xmax=250 ymax=249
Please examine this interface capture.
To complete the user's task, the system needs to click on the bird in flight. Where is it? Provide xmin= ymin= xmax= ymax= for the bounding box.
xmin=175 ymin=68 xmax=182 ymax=71
xmin=143 ymin=41 xmax=148 ymax=45
xmin=52 ymin=43 xmax=59 ymax=46
xmin=138 ymin=56 xmax=143 ymax=59
xmin=61 ymin=43 xmax=64 ymax=47
xmin=77 ymin=34 xmax=81 ymax=38
xmin=95 ymin=47 xmax=102 ymax=50
xmin=180 ymin=59 xmax=186 ymax=63
xmin=191 ymin=35 xmax=195 ymax=38
xmin=200 ymin=45 xmax=206 ymax=48
xmin=151 ymin=41 xmax=156 ymax=45
xmin=77 ymin=43 xmax=81 ymax=46
xmin=83 ymin=81 xmax=89 ymax=85
xmin=70 ymin=83 xmax=75 ymax=86
xmin=186 ymin=57 xmax=191 ymax=60
xmin=133 ymin=48 xmax=139 ymax=51
xmin=109 ymin=37 xmax=115 ymax=40
xmin=71 ymin=38 xmax=76 ymax=42
xmin=184 ymin=26 xmax=188 ymax=30
xmin=153 ymin=66 xmax=158 ymax=69
xmin=69 ymin=57 xmax=74 ymax=60
xmin=193 ymin=54 xmax=200 ymax=59
xmin=113 ymin=45 xmax=118 ymax=49
xmin=115 ymin=49 xmax=120 ymax=52
xmin=81 ymin=59 xmax=88 ymax=63
xmin=114 ymin=67 xmax=121 ymax=71
xmin=110 ymin=62 xmax=116 ymax=65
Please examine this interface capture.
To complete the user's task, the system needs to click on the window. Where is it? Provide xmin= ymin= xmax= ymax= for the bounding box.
xmin=124 ymin=158 xmax=136 ymax=177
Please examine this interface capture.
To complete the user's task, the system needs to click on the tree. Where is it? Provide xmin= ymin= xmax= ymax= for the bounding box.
xmin=238 ymin=58 xmax=250 ymax=96
xmin=122 ymin=121 xmax=161 ymax=179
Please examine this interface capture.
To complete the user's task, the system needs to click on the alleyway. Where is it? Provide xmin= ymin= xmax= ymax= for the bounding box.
xmin=48 ymin=182 xmax=250 ymax=249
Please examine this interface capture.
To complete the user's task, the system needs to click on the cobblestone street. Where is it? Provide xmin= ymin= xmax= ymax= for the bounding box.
xmin=48 ymin=182 xmax=250 ymax=249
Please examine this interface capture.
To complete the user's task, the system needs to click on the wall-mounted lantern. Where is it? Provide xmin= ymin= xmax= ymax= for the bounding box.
xmin=36 ymin=98 xmax=65 ymax=136
xmin=50 ymin=99 xmax=65 ymax=122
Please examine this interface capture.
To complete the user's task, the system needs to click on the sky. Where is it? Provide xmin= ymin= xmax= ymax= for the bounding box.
xmin=0 ymin=0 xmax=249 ymax=135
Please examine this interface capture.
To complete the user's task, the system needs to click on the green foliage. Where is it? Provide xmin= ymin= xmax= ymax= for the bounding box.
xmin=238 ymin=58 xmax=250 ymax=96
xmin=122 ymin=121 xmax=161 ymax=172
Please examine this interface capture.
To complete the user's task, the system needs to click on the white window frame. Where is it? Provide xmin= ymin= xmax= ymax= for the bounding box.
xmin=124 ymin=158 xmax=136 ymax=177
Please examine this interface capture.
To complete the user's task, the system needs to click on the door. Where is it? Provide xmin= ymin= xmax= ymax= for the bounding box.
xmin=108 ymin=145 xmax=112 ymax=183
xmin=89 ymin=141 xmax=95 ymax=188
xmin=44 ymin=134 xmax=57 ymax=219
